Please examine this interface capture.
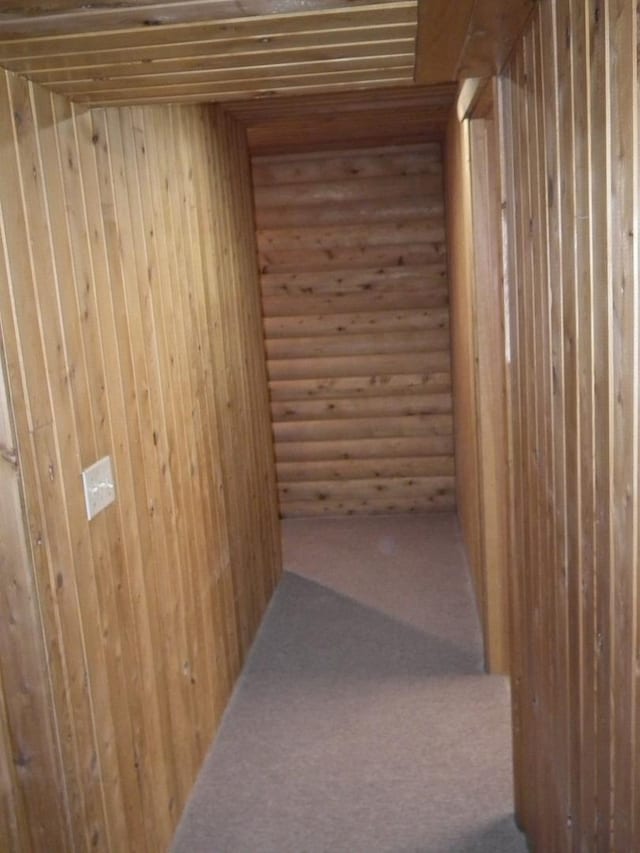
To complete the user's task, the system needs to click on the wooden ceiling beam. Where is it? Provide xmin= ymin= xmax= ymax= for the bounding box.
xmin=414 ymin=0 xmax=536 ymax=84
xmin=414 ymin=0 xmax=474 ymax=84
xmin=456 ymin=0 xmax=536 ymax=79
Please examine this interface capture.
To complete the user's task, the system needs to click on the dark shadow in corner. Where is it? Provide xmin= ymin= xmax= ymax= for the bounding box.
xmin=442 ymin=814 xmax=528 ymax=853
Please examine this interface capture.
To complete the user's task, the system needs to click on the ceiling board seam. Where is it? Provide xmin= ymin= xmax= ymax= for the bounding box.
xmin=0 ymin=3 xmax=417 ymax=54
xmin=0 ymin=0 xmax=413 ymax=36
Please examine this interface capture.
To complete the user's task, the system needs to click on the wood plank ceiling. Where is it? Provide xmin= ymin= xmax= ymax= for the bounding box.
xmin=0 ymin=1 xmax=535 ymax=108
xmin=0 ymin=1 xmax=419 ymax=106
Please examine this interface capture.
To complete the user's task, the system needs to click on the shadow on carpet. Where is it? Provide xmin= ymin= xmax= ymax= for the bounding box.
xmin=172 ymin=573 xmax=527 ymax=852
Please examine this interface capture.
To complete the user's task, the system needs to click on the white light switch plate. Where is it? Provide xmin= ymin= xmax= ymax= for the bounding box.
xmin=82 ymin=455 xmax=116 ymax=521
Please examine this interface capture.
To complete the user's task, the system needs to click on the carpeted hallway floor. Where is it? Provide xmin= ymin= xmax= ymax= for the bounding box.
xmin=172 ymin=513 xmax=527 ymax=853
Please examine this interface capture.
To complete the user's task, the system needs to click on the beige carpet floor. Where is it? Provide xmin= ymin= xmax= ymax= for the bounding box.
xmin=172 ymin=513 xmax=527 ymax=853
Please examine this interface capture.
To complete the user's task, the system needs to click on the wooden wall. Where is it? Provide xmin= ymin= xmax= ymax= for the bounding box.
xmin=497 ymin=0 xmax=639 ymax=849
xmin=0 ymin=70 xmax=280 ymax=852
xmin=445 ymin=95 xmax=511 ymax=675
xmin=445 ymin=109 xmax=483 ymax=628
xmin=253 ymin=143 xmax=455 ymax=517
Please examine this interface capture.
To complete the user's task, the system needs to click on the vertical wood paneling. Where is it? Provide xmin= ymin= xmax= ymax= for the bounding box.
xmin=608 ymin=4 xmax=638 ymax=849
xmin=497 ymin=0 xmax=639 ymax=849
xmin=467 ymin=112 xmax=510 ymax=678
xmin=0 ymin=71 xmax=280 ymax=851
xmin=0 ymin=318 xmax=70 ymax=850
xmin=444 ymin=114 xmax=483 ymax=613
xmin=254 ymin=143 xmax=455 ymax=517
xmin=445 ymin=95 xmax=511 ymax=674
xmin=553 ymin=0 xmax=581 ymax=842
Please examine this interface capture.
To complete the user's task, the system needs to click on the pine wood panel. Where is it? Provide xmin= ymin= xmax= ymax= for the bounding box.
xmin=228 ymin=85 xmax=455 ymax=155
xmin=266 ymin=352 xmax=450 ymax=381
xmin=271 ymin=392 xmax=452 ymax=420
xmin=445 ymin=89 xmax=511 ymax=677
xmin=0 ymin=0 xmax=532 ymax=111
xmin=265 ymin=306 xmax=448 ymax=337
xmin=261 ymin=266 xmax=446 ymax=293
xmin=467 ymin=110 xmax=510 ymax=675
xmin=0 ymin=2 xmax=418 ymax=105
xmin=0 ymin=320 xmax=70 ymax=849
xmin=53 ymin=55 xmax=418 ymax=99
xmin=280 ymin=494 xmax=453 ymax=516
xmin=0 ymin=1 xmax=411 ymax=38
xmin=273 ymin=414 xmax=452 ymax=442
xmin=252 ymin=143 xmax=442 ymax=184
xmin=414 ymin=0 xmax=475 ymax=83
xmin=444 ymin=105 xmax=484 ymax=643
xmin=0 ymin=70 xmax=279 ymax=851
xmin=496 ymin=0 xmax=639 ymax=848
xmin=0 ymin=3 xmax=414 ymax=56
xmin=278 ymin=474 xmax=453 ymax=499
xmin=415 ymin=0 xmax=535 ymax=84
xmin=277 ymin=456 xmax=454 ymax=481
xmin=262 ymin=282 xmax=449 ymax=317
xmin=455 ymin=0 xmax=536 ymax=79
xmin=266 ymin=329 xmax=450 ymax=359
xmin=257 ymin=197 xmax=443 ymax=228
xmin=68 ymin=69 xmax=417 ymax=107
xmin=255 ymin=143 xmax=454 ymax=518
xmin=275 ymin=435 xmax=453 ymax=462
xmin=268 ymin=372 xmax=451 ymax=401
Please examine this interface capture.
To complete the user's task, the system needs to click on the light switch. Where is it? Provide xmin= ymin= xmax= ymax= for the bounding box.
xmin=82 ymin=455 xmax=116 ymax=521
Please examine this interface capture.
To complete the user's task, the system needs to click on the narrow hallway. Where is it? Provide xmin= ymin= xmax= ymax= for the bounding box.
xmin=172 ymin=515 xmax=526 ymax=852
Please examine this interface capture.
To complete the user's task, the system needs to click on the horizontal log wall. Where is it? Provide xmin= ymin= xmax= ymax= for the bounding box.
xmin=0 ymin=71 xmax=280 ymax=852
xmin=253 ymin=143 xmax=455 ymax=517
xmin=499 ymin=0 xmax=639 ymax=849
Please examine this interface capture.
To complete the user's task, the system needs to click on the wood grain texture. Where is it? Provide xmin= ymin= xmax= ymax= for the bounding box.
xmin=467 ymin=110 xmax=510 ymax=677
xmin=0 ymin=307 xmax=70 ymax=850
xmin=0 ymin=0 xmax=533 ymax=109
xmin=0 ymin=70 xmax=280 ymax=851
xmin=226 ymin=85 xmax=455 ymax=155
xmin=414 ymin=0 xmax=475 ymax=83
xmin=415 ymin=0 xmax=535 ymax=84
xmin=254 ymin=143 xmax=454 ymax=518
xmin=0 ymin=1 xmax=413 ymax=37
xmin=456 ymin=0 xmax=536 ymax=79
xmin=0 ymin=2 xmax=418 ymax=105
xmin=445 ymin=93 xmax=511 ymax=677
xmin=498 ymin=0 xmax=639 ymax=848
xmin=444 ymin=108 xmax=484 ymax=651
